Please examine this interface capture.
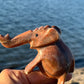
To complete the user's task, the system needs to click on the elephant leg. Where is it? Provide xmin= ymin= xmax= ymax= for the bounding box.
xmin=57 ymin=72 xmax=67 ymax=84
xmin=25 ymin=55 xmax=41 ymax=74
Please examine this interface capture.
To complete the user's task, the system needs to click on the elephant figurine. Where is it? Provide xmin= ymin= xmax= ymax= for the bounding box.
xmin=0 ymin=25 xmax=75 ymax=84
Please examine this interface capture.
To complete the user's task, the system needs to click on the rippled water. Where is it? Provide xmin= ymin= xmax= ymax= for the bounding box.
xmin=0 ymin=0 xmax=84 ymax=71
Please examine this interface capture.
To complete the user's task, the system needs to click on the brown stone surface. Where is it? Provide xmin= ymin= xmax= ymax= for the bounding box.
xmin=65 ymin=68 xmax=84 ymax=84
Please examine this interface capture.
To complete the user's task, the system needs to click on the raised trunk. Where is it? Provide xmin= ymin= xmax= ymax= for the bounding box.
xmin=1 ymin=30 xmax=32 ymax=48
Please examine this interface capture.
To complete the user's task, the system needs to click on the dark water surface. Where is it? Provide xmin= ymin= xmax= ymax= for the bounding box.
xmin=0 ymin=0 xmax=84 ymax=71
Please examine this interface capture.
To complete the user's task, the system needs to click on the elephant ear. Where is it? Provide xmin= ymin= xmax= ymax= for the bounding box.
xmin=52 ymin=26 xmax=61 ymax=34
xmin=30 ymin=28 xmax=60 ymax=48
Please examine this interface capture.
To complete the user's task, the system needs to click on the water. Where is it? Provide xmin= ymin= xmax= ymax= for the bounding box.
xmin=0 ymin=0 xmax=84 ymax=71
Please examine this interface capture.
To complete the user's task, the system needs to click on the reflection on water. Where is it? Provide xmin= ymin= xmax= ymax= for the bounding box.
xmin=0 ymin=0 xmax=84 ymax=71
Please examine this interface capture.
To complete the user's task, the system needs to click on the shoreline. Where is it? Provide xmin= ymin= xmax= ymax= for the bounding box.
xmin=65 ymin=68 xmax=84 ymax=84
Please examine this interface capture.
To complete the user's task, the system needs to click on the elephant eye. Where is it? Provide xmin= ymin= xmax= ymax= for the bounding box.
xmin=35 ymin=34 xmax=38 ymax=37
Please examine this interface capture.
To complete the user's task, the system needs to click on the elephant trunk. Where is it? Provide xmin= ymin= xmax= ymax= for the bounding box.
xmin=1 ymin=30 xmax=33 ymax=48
